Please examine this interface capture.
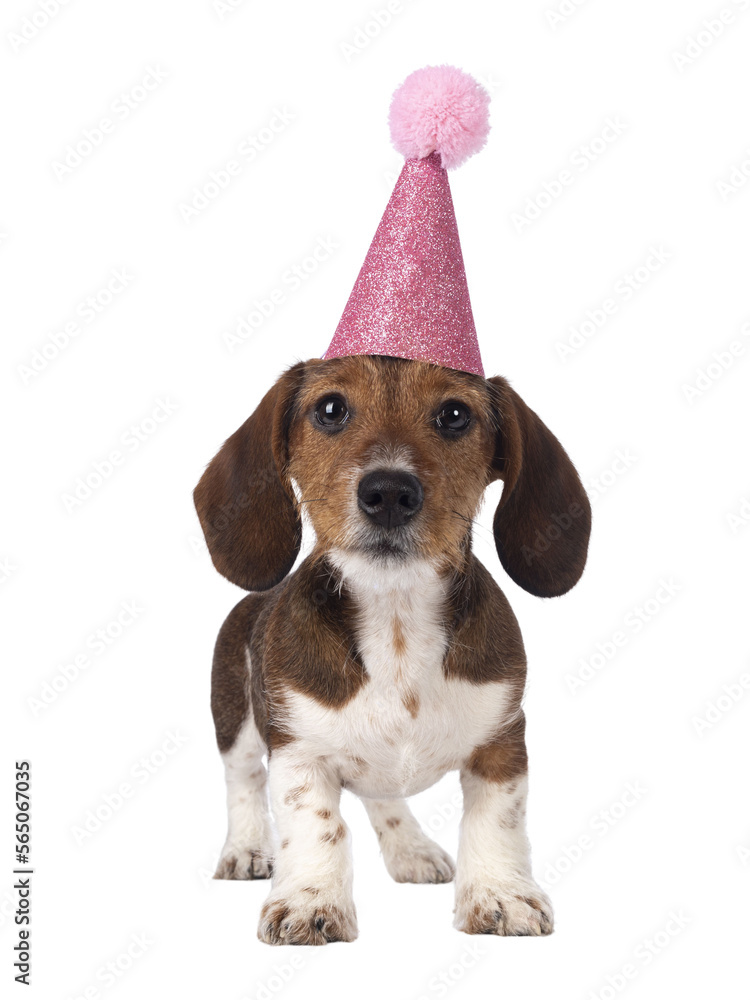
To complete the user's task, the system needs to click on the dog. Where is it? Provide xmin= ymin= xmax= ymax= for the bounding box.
xmin=194 ymin=353 xmax=591 ymax=945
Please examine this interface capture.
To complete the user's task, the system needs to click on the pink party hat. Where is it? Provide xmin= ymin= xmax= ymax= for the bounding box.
xmin=323 ymin=65 xmax=490 ymax=377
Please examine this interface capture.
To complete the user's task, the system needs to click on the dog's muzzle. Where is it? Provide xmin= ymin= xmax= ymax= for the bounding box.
xmin=357 ymin=469 xmax=424 ymax=529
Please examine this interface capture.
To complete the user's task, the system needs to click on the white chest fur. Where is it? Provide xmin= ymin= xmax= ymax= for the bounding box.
xmin=284 ymin=553 xmax=513 ymax=799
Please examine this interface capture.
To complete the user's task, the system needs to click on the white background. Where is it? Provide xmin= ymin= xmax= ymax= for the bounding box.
xmin=3 ymin=1 xmax=749 ymax=998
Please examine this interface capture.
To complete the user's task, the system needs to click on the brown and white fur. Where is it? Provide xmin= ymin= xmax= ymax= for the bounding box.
xmin=194 ymin=355 xmax=591 ymax=945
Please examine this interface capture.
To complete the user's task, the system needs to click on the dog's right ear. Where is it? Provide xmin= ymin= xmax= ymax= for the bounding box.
xmin=487 ymin=376 xmax=591 ymax=598
xmin=194 ymin=362 xmax=307 ymax=591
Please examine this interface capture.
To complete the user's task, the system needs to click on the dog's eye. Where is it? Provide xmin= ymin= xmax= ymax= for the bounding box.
xmin=314 ymin=396 xmax=349 ymax=429
xmin=435 ymin=401 xmax=471 ymax=435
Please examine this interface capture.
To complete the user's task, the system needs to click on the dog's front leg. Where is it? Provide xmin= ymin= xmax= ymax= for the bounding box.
xmin=258 ymin=747 xmax=357 ymax=946
xmin=454 ymin=714 xmax=553 ymax=937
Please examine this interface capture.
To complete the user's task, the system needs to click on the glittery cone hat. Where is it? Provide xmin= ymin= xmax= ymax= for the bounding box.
xmin=323 ymin=66 xmax=491 ymax=377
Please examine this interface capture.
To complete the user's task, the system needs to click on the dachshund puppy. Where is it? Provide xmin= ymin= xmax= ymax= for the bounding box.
xmin=194 ymin=354 xmax=591 ymax=945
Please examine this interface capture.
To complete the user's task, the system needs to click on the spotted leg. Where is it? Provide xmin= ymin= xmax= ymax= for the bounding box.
xmin=258 ymin=748 xmax=358 ymax=945
xmin=362 ymin=797 xmax=455 ymax=883
xmin=454 ymin=715 xmax=553 ymax=936
xmin=214 ymin=714 xmax=273 ymax=880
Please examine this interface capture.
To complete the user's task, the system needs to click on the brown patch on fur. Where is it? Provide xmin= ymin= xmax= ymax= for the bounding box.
xmin=455 ymin=885 xmax=551 ymax=936
xmin=210 ymin=573 xmax=294 ymax=752
xmin=210 ymin=593 xmax=267 ymax=753
xmin=401 ymin=689 xmax=420 ymax=718
xmin=258 ymin=557 xmax=368 ymax=730
xmin=498 ymin=796 xmax=524 ymax=829
xmin=467 ymin=713 xmax=529 ymax=785
xmin=385 ymin=817 xmax=401 ymax=829
xmin=247 ymin=582 xmax=287 ymax=745
xmin=461 ymin=900 xmax=501 ymax=936
xmin=258 ymin=898 xmax=358 ymax=945
xmin=443 ymin=556 xmax=527 ymax=694
xmin=283 ymin=784 xmax=309 ymax=806
xmin=320 ymin=823 xmax=346 ymax=845
xmin=392 ymin=616 xmax=407 ymax=656
xmin=280 ymin=839 xmax=289 ymax=850
xmin=211 ymin=556 xmax=368 ymax=751
xmin=214 ymin=855 xmax=237 ymax=879
xmin=316 ymin=808 xmax=332 ymax=820
xmin=214 ymin=851 xmax=272 ymax=881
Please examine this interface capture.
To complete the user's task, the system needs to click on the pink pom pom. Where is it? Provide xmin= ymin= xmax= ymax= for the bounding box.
xmin=388 ymin=65 xmax=490 ymax=170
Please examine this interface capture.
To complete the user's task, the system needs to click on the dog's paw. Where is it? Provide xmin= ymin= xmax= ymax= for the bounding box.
xmin=454 ymin=881 xmax=553 ymax=936
xmin=214 ymin=846 xmax=272 ymax=880
xmin=258 ymin=890 xmax=358 ymax=946
xmin=381 ymin=833 xmax=455 ymax=884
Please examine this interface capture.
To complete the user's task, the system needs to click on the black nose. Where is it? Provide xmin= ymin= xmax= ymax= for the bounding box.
xmin=357 ymin=469 xmax=424 ymax=528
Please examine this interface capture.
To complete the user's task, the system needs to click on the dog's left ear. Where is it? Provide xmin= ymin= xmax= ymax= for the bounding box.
xmin=194 ymin=362 xmax=308 ymax=591
xmin=487 ymin=376 xmax=591 ymax=598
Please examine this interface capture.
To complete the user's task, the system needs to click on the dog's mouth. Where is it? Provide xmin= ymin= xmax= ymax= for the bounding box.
xmin=355 ymin=524 xmax=414 ymax=560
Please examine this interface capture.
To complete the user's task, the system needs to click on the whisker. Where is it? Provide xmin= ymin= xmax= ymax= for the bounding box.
xmin=450 ymin=509 xmax=494 ymax=539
